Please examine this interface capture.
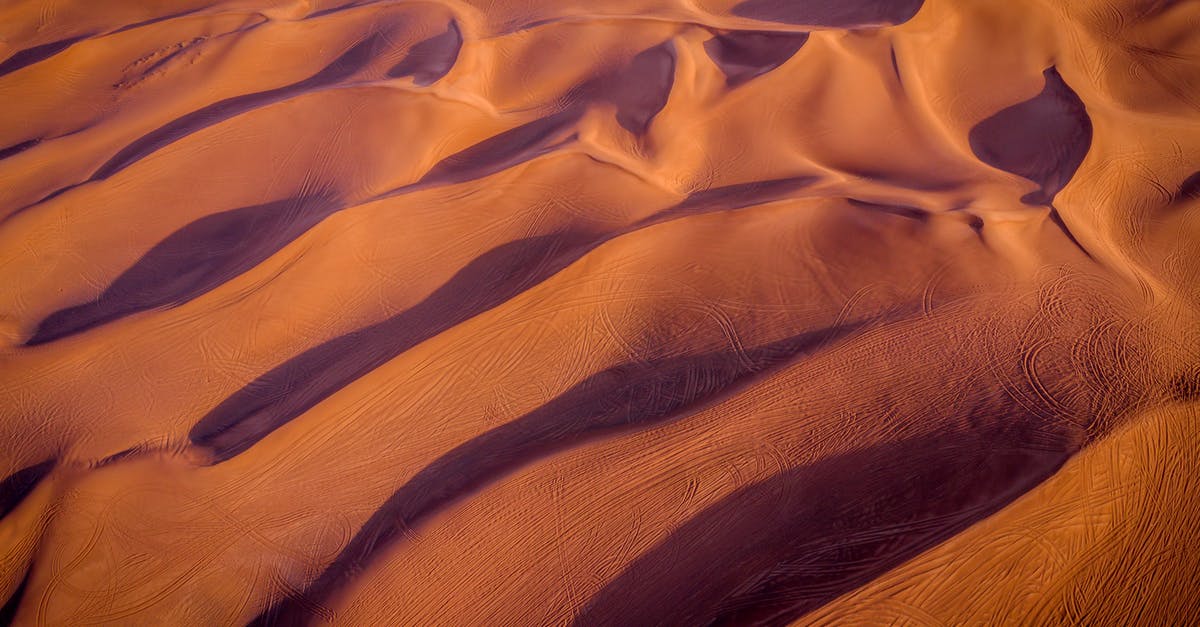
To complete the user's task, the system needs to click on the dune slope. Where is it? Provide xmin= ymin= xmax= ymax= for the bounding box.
xmin=1 ymin=0 xmax=1199 ymax=624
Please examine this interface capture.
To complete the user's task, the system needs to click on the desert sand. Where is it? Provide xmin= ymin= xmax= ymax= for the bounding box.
xmin=1 ymin=0 xmax=1198 ymax=624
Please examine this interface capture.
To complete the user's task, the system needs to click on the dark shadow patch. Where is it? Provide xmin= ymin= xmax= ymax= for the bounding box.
xmin=0 ymin=36 xmax=89 ymax=78
xmin=732 ymin=0 xmax=924 ymax=27
xmin=20 ymin=183 xmax=77 ymax=214
xmin=576 ymin=405 xmax=1084 ymax=626
xmin=679 ymin=176 xmax=816 ymax=208
xmin=847 ymin=198 xmax=929 ymax=221
xmin=610 ymin=41 xmax=676 ymax=134
xmin=648 ymin=175 xmax=819 ymax=225
xmin=415 ymin=108 xmax=583 ymax=188
xmin=190 ymin=231 xmax=597 ymax=463
xmin=969 ymin=67 xmax=1092 ymax=206
xmin=1046 ymin=207 xmax=1092 ymax=260
xmin=27 ymin=195 xmax=338 ymax=346
xmin=704 ymin=30 xmax=809 ymax=87
xmin=0 ymin=138 xmax=40 ymax=162
xmin=393 ymin=38 xmax=679 ymax=194
xmin=250 ymin=324 xmax=865 ymax=625
xmin=308 ymin=1 xmax=374 ymax=19
xmin=90 ymin=31 xmax=387 ymax=181
xmin=387 ymin=21 xmax=461 ymax=86
xmin=0 ymin=460 xmax=54 ymax=519
xmin=1177 ymin=171 xmax=1200 ymax=202
xmin=0 ymin=567 xmax=31 ymax=626
xmin=192 ymin=175 xmax=822 ymax=465
xmin=109 ymin=9 xmax=206 ymax=35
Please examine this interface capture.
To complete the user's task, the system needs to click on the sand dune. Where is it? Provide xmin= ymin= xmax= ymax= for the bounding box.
xmin=1 ymin=0 xmax=1198 ymax=624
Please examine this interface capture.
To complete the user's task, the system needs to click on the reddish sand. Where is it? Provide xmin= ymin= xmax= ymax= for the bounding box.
xmin=1 ymin=0 xmax=1198 ymax=624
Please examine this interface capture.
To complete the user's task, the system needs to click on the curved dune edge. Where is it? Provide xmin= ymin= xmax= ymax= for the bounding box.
xmin=0 ymin=0 xmax=1198 ymax=623
xmin=803 ymin=401 xmax=1200 ymax=626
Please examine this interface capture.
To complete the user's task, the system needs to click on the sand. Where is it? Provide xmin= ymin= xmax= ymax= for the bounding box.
xmin=1 ymin=0 xmax=1198 ymax=624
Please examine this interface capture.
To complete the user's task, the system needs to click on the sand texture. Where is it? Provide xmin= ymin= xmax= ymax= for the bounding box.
xmin=1 ymin=0 xmax=1199 ymax=624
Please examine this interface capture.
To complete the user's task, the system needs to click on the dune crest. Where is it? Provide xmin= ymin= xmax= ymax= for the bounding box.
xmin=1 ymin=0 xmax=1198 ymax=624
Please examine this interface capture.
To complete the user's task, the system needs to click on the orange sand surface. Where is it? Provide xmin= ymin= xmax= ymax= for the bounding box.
xmin=1 ymin=0 xmax=1199 ymax=624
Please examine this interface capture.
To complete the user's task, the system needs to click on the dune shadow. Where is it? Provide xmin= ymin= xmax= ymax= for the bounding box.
xmin=0 ymin=138 xmax=42 ymax=162
xmin=609 ymin=41 xmax=676 ymax=134
xmin=29 ymin=96 xmax=804 ymax=348
xmin=732 ymin=0 xmax=925 ymax=28
xmin=91 ymin=32 xmax=389 ymax=182
xmin=968 ymin=67 xmax=1092 ymax=207
xmin=0 ymin=459 xmax=54 ymax=519
xmin=27 ymin=195 xmax=339 ymax=345
xmin=250 ymin=323 xmax=865 ymax=625
xmin=576 ymin=403 xmax=1085 ymax=625
xmin=969 ymin=67 xmax=1093 ymax=256
xmin=0 ymin=567 xmax=31 ymax=626
xmin=704 ymin=30 xmax=810 ymax=87
xmin=0 ymin=36 xmax=89 ymax=78
xmin=415 ymin=108 xmax=584 ymax=189
xmin=387 ymin=21 xmax=461 ymax=86
xmin=189 ymin=175 xmax=819 ymax=464
xmin=1176 ymin=171 xmax=1200 ymax=203
xmin=26 ymin=34 xmax=696 ymax=349
xmin=189 ymin=230 xmax=598 ymax=463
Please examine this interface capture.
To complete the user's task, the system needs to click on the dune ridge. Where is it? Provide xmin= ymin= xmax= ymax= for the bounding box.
xmin=1 ymin=0 xmax=1199 ymax=624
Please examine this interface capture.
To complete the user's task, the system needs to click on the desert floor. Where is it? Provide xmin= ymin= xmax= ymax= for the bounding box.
xmin=1 ymin=0 xmax=1199 ymax=624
